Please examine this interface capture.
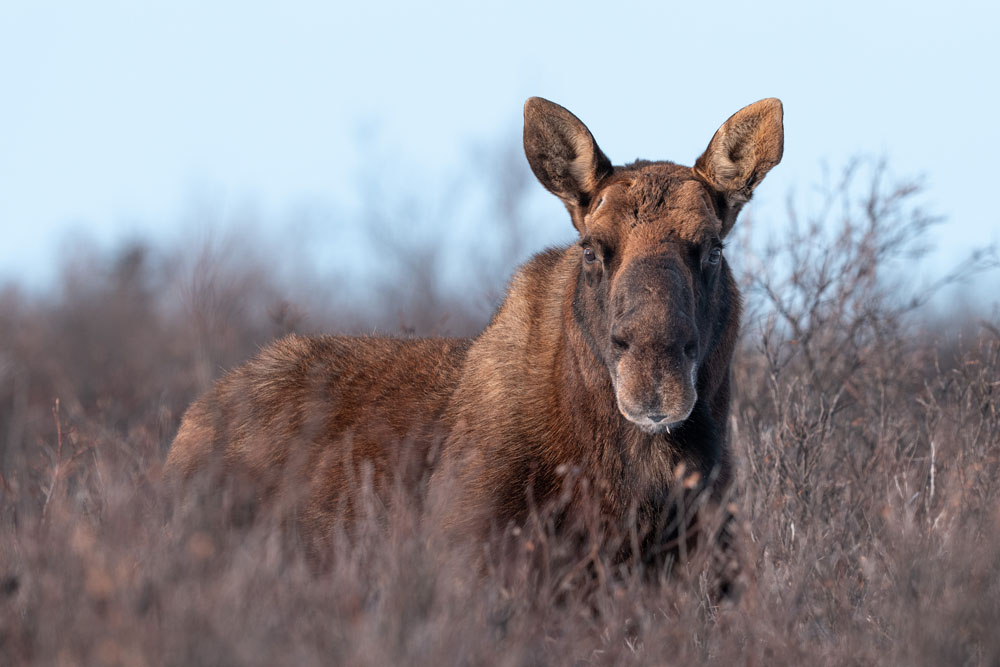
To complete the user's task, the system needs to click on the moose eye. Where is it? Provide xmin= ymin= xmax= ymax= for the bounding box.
xmin=583 ymin=246 xmax=597 ymax=263
xmin=707 ymin=246 xmax=723 ymax=265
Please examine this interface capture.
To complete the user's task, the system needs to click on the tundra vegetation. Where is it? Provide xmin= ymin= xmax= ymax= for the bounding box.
xmin=0 ymin=123 xmax=998 ymax=662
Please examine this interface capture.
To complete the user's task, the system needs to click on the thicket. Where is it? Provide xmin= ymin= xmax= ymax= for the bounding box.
xmin=1 ymin=158 xmax=997 ymax=665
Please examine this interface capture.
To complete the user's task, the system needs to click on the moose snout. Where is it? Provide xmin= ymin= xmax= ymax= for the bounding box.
xmin=612 ymin=336 xmax=700 ymax=434
xmin=609 ymin=257 xmax=702 ymax=434
xmin=618 ymin=384 xmax=698 ymax=434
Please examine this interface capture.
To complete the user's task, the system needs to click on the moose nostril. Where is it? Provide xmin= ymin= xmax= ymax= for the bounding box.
xmin=611 ymin=335 xmax=630 ymax=352
xmin=648 ymin=414 xmax=668 ymax=423
xmin=683 ymin=341 xmax=698 ymax=360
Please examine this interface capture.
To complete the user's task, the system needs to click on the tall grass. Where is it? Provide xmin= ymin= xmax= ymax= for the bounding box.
xmin=1 ymin=160 xmax=998 ymax=665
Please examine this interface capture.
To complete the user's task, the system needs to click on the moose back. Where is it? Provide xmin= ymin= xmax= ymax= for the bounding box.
xmin=166 ymin=97 xmax=784 ymax=567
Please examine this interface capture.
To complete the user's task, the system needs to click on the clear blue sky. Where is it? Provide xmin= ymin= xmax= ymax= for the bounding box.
xmin=2 ymin=0 xmax=998 ymax=293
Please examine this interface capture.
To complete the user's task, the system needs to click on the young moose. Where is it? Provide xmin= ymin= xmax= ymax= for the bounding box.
xmin=167 ymin=97 xmax=784 ymax=573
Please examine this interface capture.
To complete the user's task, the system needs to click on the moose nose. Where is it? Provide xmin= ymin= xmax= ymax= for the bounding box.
xmin=647 ymin=414 xmax=668 ymax=423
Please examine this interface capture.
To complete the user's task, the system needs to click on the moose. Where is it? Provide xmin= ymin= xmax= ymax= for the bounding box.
xmin=166 ymin=97 xmax=784 ymax=579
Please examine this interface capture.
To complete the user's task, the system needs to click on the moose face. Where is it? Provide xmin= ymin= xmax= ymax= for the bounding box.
xmin=581 ymin=172 xmax=727 ymax=433
xmin=523 ymin=97 xmax=783 ymax=434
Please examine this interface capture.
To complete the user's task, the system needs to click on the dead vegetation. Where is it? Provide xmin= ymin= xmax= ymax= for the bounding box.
xmin=1 ymin=159 xmax=998 ymax=665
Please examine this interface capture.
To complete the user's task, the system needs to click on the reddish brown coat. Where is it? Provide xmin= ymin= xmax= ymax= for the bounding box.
xmin=166 ymin=97 xmax=784 ymax=565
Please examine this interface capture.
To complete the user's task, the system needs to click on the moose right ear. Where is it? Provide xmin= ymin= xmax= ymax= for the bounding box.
xmin=523 ymin=97 xmax=612 ymax=231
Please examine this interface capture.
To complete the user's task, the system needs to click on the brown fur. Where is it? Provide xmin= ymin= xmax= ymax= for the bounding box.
xmin=167 ymin=97 xmax=784 ymax=569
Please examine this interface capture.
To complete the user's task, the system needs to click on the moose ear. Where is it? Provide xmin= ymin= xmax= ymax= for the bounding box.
xmin=694 ymin=98 xmax=784 ymax=236
xmin=524 ymin=97 xmax=612 ymax=230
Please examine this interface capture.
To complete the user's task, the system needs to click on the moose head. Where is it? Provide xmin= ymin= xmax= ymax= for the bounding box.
xmin=523 ymin=97 xmax=783 ymax=434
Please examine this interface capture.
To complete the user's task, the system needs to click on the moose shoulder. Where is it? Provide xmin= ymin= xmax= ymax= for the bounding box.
xmin=166 ymin=97 xmax=784 ymax=567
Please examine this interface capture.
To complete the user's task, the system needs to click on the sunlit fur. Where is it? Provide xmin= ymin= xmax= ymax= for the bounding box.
xmin=167 ymin=97 xmax=784 ymax=573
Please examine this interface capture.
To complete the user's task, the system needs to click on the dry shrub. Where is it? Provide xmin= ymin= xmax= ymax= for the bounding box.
xmin=1 ymin=159 xmax=998 ymax=665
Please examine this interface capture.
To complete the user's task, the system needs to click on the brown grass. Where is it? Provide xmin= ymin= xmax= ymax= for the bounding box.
xmin=1 ymin=160 xmax=998 ymax=666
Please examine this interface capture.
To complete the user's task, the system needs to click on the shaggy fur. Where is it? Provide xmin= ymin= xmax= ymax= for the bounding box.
xmin=166 ymin=97 xmax=784 ymax=569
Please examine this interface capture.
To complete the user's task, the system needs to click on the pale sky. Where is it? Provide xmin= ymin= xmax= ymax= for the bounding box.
xmin=2 ymin=0 xmax=998 ymax=296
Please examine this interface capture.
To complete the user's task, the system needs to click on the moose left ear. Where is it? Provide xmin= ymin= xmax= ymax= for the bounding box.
xmin=694 ymin=98 xmax=783 ymax=236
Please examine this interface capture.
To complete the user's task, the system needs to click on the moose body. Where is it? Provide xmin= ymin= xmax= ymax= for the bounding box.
xmin=167 ymin=97 xmax=783 ymax=569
